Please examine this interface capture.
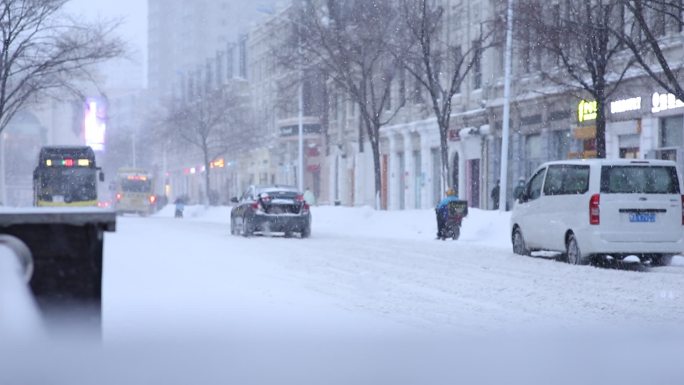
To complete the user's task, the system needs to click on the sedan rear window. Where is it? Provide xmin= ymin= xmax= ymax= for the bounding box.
xmin=258 ymin=190 xmax=299 ymax=199
xmin=600 ymin=166 xmax=680 ymax=194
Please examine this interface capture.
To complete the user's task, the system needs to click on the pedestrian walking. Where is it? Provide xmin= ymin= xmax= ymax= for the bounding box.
xmin=491 ymin=180 xmax=500 ymax=210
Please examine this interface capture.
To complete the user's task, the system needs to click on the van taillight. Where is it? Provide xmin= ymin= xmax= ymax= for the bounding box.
xmin=149 ymin=195 xmax=157 ymax=204
xmin=590 ymin=194 xmax=600 ymax=225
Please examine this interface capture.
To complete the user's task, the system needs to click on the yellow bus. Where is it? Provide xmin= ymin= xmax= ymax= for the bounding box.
xmin=33 ymin=146 xmax=103 ymax=207
xmin=114 ymin=168 xmax=156 ymax=215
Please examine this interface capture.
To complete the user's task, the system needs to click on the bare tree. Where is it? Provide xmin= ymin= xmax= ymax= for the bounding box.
xmin=291 ymin=0 xmax=405 ymax=209
xmin=517 ymin=0 xmax=635 ymax=158
xmin=0 ymin=0 xmax=125 ymax=134
xmin=616 ymin=0 xmax=684 ymax=101
xmin=398 ymin=0 xmax=492 ymax=193
xmin=164 ymin=83 xmax=251 ymax=205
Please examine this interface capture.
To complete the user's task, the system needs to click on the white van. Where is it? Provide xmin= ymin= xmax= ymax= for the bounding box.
xmin=510 ymin=159 xmax=684 ymax=265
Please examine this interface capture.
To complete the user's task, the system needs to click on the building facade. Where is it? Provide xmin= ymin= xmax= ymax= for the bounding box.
xmin=148 ymin=0 xmax=684 ymax=209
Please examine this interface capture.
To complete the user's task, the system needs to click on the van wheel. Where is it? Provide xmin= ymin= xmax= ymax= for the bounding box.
xmin=512 ymin=227 xmax=530 ymax=256
xmin=566 ymin=233 xmax=590 ymax=265
xmin=651 ymin=254 xmax=673 ymax=267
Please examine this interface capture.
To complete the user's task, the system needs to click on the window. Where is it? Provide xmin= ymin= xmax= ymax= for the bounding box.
xmin=660 ymin=115 xmax=683 ymax=148
xmin=543 ymin=165 xmax=590 ymax=196
xmin=526 ymin=168 xmax=546 ymax=201
xmin=525 ymin=134 xmax=543 ymax=176
xmin=472 ymin=40 xmax=481 ymax=89
xmin=413 ymin=77 xmax=423 ymax=104
xmin=453 ymin=45 xmax=462 ymax=94
xmin=551 ymin=129 xmax=576 ymax=160
xmin=601 ymin=166 xmax=680 ymax=194
xmin=399 ymin=67 xmax=406 ymax=105
xmin=385 ymin=78 xmax=392 ymax=111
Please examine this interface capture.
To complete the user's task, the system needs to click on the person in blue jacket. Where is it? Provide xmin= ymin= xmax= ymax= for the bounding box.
xmin=435 ymin=188 xmax=459 ymax=239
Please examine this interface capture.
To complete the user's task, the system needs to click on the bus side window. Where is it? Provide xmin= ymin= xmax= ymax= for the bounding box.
xmin=99 ymin=171 xmax=105 ymax=182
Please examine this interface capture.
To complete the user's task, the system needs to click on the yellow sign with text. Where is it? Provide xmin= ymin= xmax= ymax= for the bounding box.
xmin=578 ymin=100 xmax=597 ymax=123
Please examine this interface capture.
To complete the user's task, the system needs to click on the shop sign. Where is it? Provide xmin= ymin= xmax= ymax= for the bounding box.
xmin=210 ymin=158 xmax=225 ymax=168
xmin=652 ymin=92 xmax=684 ymax=113
xmin=610 ymin=97 xmax=641 ymax=114
xmin=578 ymin=100 xmax=597 ymax=122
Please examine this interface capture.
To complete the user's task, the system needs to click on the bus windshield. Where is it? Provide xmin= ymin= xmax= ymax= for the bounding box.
xmin=36 ymin=168 xmax=97 ymax=203
xmin=120 ymin=179 xmax=152 ymax=193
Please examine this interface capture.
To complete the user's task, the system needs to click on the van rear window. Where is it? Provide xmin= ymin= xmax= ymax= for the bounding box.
xmin=600 ymin=166 xmax=680 ymax=194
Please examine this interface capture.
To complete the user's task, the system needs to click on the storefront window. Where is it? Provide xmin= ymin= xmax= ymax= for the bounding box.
xmin=551 ymin=129 xmax=577 ymax=160
xmin=660 ymin=115 xmax=684 ymax=148
xmin=619 ymin=134 xmax=640 ymax=159
xmin=525 ymin=134 xmax=543 ymax=177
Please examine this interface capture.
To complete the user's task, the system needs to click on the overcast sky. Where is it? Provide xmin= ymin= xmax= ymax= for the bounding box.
xmin=66 ymin=0 xmax=148 ymax=88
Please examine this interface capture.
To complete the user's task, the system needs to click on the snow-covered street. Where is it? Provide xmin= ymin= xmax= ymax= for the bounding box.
xmin=104 ymin=205 xmax=684 ymax=339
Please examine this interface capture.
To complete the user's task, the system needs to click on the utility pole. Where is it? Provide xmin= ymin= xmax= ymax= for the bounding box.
xmin=0 ymin=134 xmax=6 ymax=205
xmin=297 ymin=30 xmax=304 ymax=192
xmin=499 ymin=0 xmax=514 ymax=212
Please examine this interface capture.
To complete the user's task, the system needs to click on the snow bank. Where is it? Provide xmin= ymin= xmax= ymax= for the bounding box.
xmin=154 ymin=204 xmax=512 ymax=248
xmin=313 ymin=205 xmax=511 ymax=248
xmin=154 ymin=204 xmax=230 ymax=223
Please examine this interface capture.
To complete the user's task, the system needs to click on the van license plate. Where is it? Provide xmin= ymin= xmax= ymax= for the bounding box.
xmin=629 ymin=213 xmax=655 ymax=223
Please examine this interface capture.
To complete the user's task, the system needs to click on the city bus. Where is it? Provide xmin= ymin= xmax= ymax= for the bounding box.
xmin=114 ymin=168 xmax=156 ymax=215
xmin=33 ymin=146 xmax=103 ymax=207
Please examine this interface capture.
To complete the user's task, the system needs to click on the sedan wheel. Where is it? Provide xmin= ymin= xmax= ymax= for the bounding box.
xmin=512 ymin=227 xmax=529 ymax=256
xmin=301 ymin=223 xmax=311 ymax=239
xmin=242 ymin=217 xmax=253 ymax=237
xmin=566 ymin=233 xmax=589 ymax=265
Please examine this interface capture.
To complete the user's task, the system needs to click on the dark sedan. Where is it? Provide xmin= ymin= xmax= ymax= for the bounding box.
xmin=230 ymin=185 xmax=311 ymax=238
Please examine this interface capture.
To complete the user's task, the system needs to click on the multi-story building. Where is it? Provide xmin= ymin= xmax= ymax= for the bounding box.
xmin=150 ymin=0 xmax=684 ymax=209
xmin=147 ymin=0 xmax=279 ymax=101
xmin=242 ymin=4 xmax=327 ymax=200
xmin=324 ymin=0 xmax=684 ymax=211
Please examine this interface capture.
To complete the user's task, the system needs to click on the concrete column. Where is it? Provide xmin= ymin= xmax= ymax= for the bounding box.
xmin=641 ymin=117 xmax=657 ymax=158
xmin=419 ymin=130 xmax=432 ymax=209
xmin=387 ymin=134 xmax=400 ymax=210
xmin=328 ymin=153 xmax=336 ymax=204
xmin=457 ymin=144 xmax=467 ymax=202
xmin=402 ymin=131 xmax=413 ymax=210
